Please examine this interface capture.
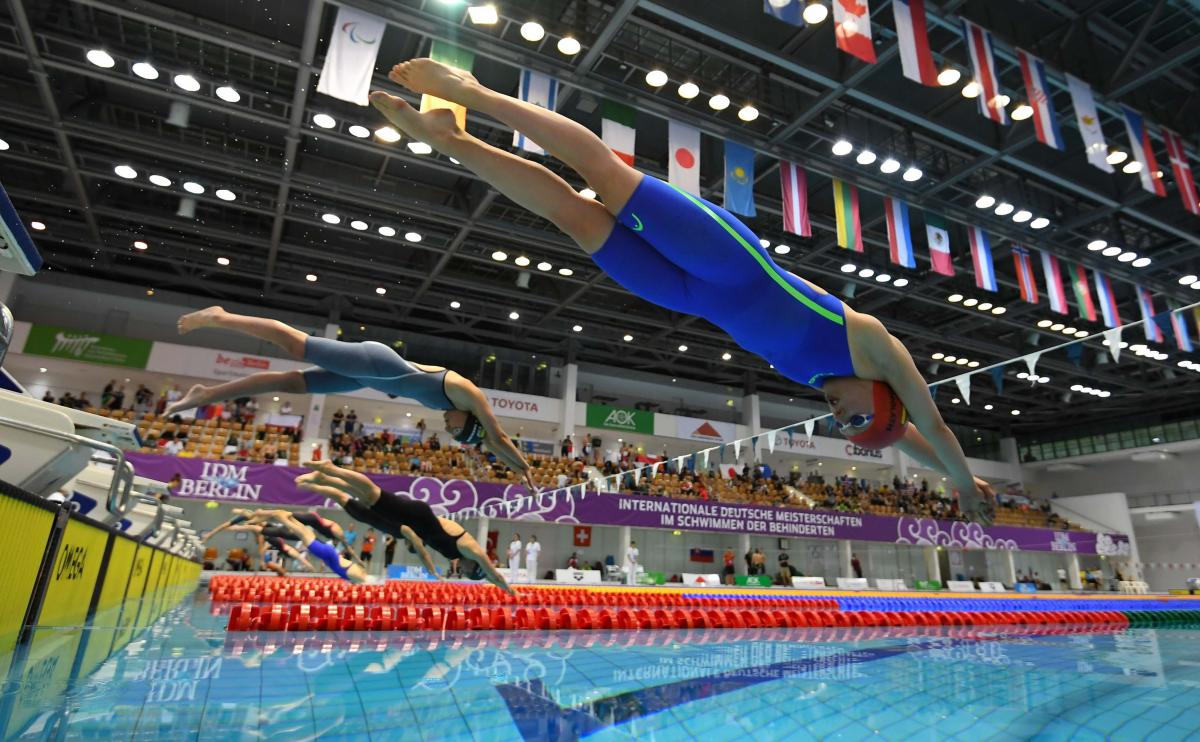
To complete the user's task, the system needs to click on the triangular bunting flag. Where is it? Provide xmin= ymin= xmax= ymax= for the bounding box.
xmin=990 ymin=366 xmax=1005 ymax=394
xmin=733 ymin=440 xmax=742 ymax=460
xmin=1103 ymin=326 xmax=1123 ymax=362
xmin=767 ymin=433 xmax=776 ymax=454
xmin=700 ymin=449 xmax=710 ymax=469
xmin=1023 ymin=351 xmax=1042 ymax=379
xmin=803 ymin=419 xmax=815 ymax=440
xmin=955 ymin=374 xmax=972 ymax=406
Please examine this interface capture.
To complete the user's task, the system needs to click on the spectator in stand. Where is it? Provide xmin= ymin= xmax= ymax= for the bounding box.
xmin=341 ymin=523 xmax=358 ymax=560
xmin=41 ymin=389 xmax=54 ymax=403
xmin=416 ymin=418 xmax=427 ymax=441
xmin=346 ymin=409 xmax=357 ymax=432
xmin=109 ymin=386 xmax=125 ymax=411
xmin=851 ymin=553 xmax=863 ymax=579
xmin=101 ymin=380 xmax=115 ymax=408
xmin=525 ymin=535 xmax=541 ymax=583
xmin=77 ymin=392 xmax=92 ymax=408
xmin=331 ymin=408 xmax=344 ymax=437
xmin=164 ymin=437 xmax=184 ymax=456
xmin=58 ymin=391 xmax=76 ymax=408
xmin=722 ymin=548 xmax=735 ymax=585
xmin=428 ymin=433 xmax=441 ymax=451
xmin=560 ymin=436 xmax=572 ymax=458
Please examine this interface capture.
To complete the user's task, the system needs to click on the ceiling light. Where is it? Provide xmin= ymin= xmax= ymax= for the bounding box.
xmin=173 ymin=74 xmax=201 ymax=92
xmin=217 ymin=256 xmax=230 ymax=266
xmin=1061 ymin=326 xmax=1077 ymax=334
xmin=956 ymin=358 xmax=969 ymax=365
xmin=215 ymin=189 xmax=236 ymax=201
xmin=1011 ymin=409 xmax=1020 ymax=416
xmin=721 ymin=351 xmax=732 ymax=360
xmin=1037 ymin=319 xmax=1053 ymax=328
xmin=341 ymin=125 xmax=370 ymax=140
xmin=508 ymin=311 xmax=520 ymax=320
xmin=948 ymin=293 xmax=963 ymax=303
xmin=215 ymin=86 xmax=241 ymax=103
xmin=321 ymin=213 xmax=341 ymax=224
xmin=1030 ymin=217 xmax=1049 ymax=229
xmin=557 ymin=36 xmax=581 ymax=55
xmin=933 ymin=67 xmax=963 ymax=88
xmin=943 ymin=355 xmax=957 ymax=363
xmin=407 ymin=141 xmax=433 ymax=154
xmin=994 ymin=94 xmax=1011 ymax=107
xmin=831 ymin=139 xmax=853 ymax=156
xmin=87 ymin=49 xmax=116 ymax=68
xmin=737 ymin=105 xmax=760 ymax=122
xmin=645 ymin=69 xmax=668 ymax=87
xmin=579 ymin=187 xmax=596 ymax=200
xmin=450 ymin=300 xmax=461 ymax=309
xmin=1106 ymin=148 xmax=1128 ymax=165
xmin=932 ymin=352 xmax=945 ymax=360
xmin=375 ymin=126 xmax=401 ymax=143
xmin=537 ymin=261 xmax=552 ymax=271
xmin=1179 ymin=274 xmax=1198 ymax=285
xmin=951 ymin=397 xmax=961 ymax=404
xmin=623 ymin=334 xmax=633 ymax=342
xmin=678 ymin=344 xmax=688 ymax=352
xmin=1074 ymin=330 xmax=1088 ymax=338
xmin=875 ymin=273 xmax=891 ymax=282
xmin=350 ymin=220 xmax=368 ymax=231
xmin=856 ymin=149 xmax=877 ymax=165
xmin=968 ymin=361 xmax=980 ymax=368
xmin=803 ymin=1 xmax=829 ymax=24
xmin=305 ymin=273 xmax=317 ymax=282
xmin=1122 ymin=160 xmax=1143 ymax=174
xmin=977 ymin=302 xmax=992 ymax=311
xmin=858 ymin=267 xmax=874 ymax=278
xmin=572 ymin=324 xmax=583 ymax=332
xmin=520 ymin=21 xmax=545 ymax=41
xmin=677 ymin=82 xmax=699 ymax=99
xmin=961 ymin=81 xmax=981 ymax=98
xmin=902 ymin=166 xmax=923 ymax=182
xmin=1117 ymin=251 xmax=1136 ymax=262
xmin=963 ymin=298 xmax=979 ymax=307
xmin=514 ymin=255 xmax=531 ymax=267
xmin=0 ymin=138 xmax=8 ymax=151
xmin=378 ymin=226 xmax=396 ymax=237
xmin=373 ymin=286 xmax=386 ymax=296
xmin=1100 ymin=391 xmax=1111 ymax=398
xmin=1084 ymin=239 xmax=1108 ymax=252
xmin=1102 ymin=246 xmax=1122 ymax=257
xmin=774 ymin=244 xmax=791 ymax=255
xmin=709 ymin=93 xmax=730 ymax=111
xmin=1012 ymin=209 xmax=1032 ymax=223
xmin=840 ymin=263 xmax=856 ymax=273
xmin=975 ymin=195 xmax=996 ymax=209
xmin=1131 ymin=257 xmax=1151 ymax=268
xmin=1050 ymin=322 xmax=1065 ymax=331
xmin=983 ymin=404 xmax=994 ymax=410
xmin=114 ymin=165 xmax=138 ymax=179
xmin=880 ymin=158 xmax=901 ymax=174
xmin=30 ymin=220 xmax=46 ymax=231
xmin=1011 ymin=103 xmax=1033 ymax=120
xmin=558 ymin=267 xmax=574 ymax=276
xmin=132 ymin=240 xmax=148 ymax=250
xmin=491 ymin=250 xmax=508 ymax=261
xmin=132 ymin=61 xmax=159 ymax=80
xmin=404 ymin=231 xmax=422 ymax=242
xmin=893 ymin=278 xmax=909 ymax=288
xmin=759 ymin=238 xmax=771 ymax=248
xmin=991 ymin=305 xmax=1006 ymax=314
xmin=148 ymin=174 xmax=171 ymax=187
xmin=994 ymin=202 xmax=1014 ymax=216
xmin=467 ymin=4 xmax=499 ymax=23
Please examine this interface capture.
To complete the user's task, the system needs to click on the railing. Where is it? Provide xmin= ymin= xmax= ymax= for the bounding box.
xmin=1020 ymin=417 xmax=1200 ymax=462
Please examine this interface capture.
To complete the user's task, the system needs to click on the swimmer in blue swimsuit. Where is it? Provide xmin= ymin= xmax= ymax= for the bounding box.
xmin=369 ymin=58 xmax=996 ymax=521
xmin=167 ymin=307 xmax=535 ymax=488
xmin=270 ymin=512 xmax=372 ymax=584
xmin=208 ymin=507 xmax=367 ymax=570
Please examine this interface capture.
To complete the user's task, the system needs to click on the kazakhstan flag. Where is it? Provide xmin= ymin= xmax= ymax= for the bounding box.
xmin=723 ymin=140 xmax=757 ymax=217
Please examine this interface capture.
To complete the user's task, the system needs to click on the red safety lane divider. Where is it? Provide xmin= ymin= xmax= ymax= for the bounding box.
xmin=226 ymin=603 xmax=1132 ymax=633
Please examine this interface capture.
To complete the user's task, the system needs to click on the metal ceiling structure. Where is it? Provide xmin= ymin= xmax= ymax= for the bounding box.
xmin=1 ymin=0 xmax=1198 ymax=438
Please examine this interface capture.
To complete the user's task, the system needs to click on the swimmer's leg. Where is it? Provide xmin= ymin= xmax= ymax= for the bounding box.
xmin=387 ymin=59 xmax=641 ymax=217
xmin=281 ymin=543 xmax=314 ymax=571
xmin=167 ymin=370 xmax=308 ymax=416
xmin=177 ymin=307 xmax=308 ymax=359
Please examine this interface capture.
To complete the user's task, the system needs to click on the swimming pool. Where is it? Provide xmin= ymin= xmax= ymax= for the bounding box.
xmin=5 ymin=587 xmax=1199 ymax=740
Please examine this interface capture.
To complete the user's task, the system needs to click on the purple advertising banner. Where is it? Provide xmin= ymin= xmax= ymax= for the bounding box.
xmin=130 ymin=454 xmax=1131 ymax=556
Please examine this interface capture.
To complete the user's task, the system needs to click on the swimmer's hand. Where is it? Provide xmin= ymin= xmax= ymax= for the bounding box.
xmin=522 ymin=469 xmax=537 ymax=493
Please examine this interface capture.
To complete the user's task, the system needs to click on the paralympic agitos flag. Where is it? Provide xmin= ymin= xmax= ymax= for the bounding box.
xmin=317 ymin=6 xmax=387 ymax=106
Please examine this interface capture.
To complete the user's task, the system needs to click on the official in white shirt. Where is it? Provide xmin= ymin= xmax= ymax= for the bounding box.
xmin=507 ymin=533 xmax=523 ymax=582
xmin=624 ymin=540 xmax=640 ymax=585
xmin=524 ymin=535 xmax=541 ymax=583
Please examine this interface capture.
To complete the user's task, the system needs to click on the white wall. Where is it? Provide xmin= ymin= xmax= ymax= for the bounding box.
xmin=1023 ymin=440 xmax=1200 ymax=500
xmin=1132 ymin=512 xmax=1200 ymax=593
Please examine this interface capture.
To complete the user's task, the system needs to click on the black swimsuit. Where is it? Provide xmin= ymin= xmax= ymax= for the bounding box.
xmin=292 ymin=512 xmax=337 ymax=541
xmin=260 ymin=524 xmax=293 ymax=552
xmin=343 ymin=491 xmax=467 ymax=560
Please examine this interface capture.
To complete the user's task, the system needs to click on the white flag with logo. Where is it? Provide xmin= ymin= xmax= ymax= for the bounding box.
xmin=316 ymin=6 xmax=387 ymax=106
xmin=1066 ymin=73 xmax=1113 ymax=173
xmin=513 ymin=69 xmax=559 ymax=154
xmin=668 ymin=120 xmax=701 ymax=195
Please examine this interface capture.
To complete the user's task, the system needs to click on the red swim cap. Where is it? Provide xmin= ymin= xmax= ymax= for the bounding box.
xmin=845 ymin=381 xmax=909 ymax=450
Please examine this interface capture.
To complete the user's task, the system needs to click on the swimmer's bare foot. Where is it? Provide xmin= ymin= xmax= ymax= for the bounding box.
xmin=387 ymin=58 xmax=481 ymax=107
xmin=178 ymin=306 xmax=227 ymax=334
xmin=165 ymin=383 xmax=211 ymax=415
xmin=369 ymin=92 xmax=461 ymax=147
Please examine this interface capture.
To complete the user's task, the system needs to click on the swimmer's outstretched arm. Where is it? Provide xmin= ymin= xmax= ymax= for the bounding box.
xmin=444 ymin=380 xmax=536 ymax=490
xmin=445 ymin=524 xmax=516 ymax=596
xmin=398 ymin=525 xmax=446 ymax=581
xmin=202 ymin=508 xmax=256 ymax=541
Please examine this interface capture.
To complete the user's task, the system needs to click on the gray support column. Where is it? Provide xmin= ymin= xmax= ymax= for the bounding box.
xmin=1005 ymin=550 xmax=1017 ymax=586
xmin=925 ymin=547 xmax=942 ymax=583
xmin=839 ymin=539 xmax=853 ymax=579
xmin=560 ymin=362 xmax=578 ymax=439
xmin=1067 ymin=553 xmax=1083 ymax=590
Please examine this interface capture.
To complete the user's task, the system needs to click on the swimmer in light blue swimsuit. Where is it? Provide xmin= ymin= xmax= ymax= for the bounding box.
xmin=369 ymin=57 xmax=997 ymax=521
xmin=168 ymin=306 xmax=535 ymax=487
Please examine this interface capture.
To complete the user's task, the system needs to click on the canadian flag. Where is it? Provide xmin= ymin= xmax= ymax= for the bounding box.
xmin=668 ymin=120 xmax=701 ymax=195
xmin=573 ymin=525 xmax=592 ymax=547
xmin=834 ymin=0 xmax=876 ymax=64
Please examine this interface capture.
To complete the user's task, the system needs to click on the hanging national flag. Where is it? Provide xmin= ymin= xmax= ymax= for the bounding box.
xmin=1136 ymin=286 xmax=1164 ymax=343
xmin=317 ymin=6 xmax=387 ymax=106
xmin=1016 ymin=48 xmax=1065 ymax=150
xmin=961 ymin=19 xmax=1007 ymax=125
xmin=512 ymin=69 xmax=560 ymax=154
xmin=1094 ymin=272 xmax=1120 ymax=328
xmin=883 ymin=197 xmax=916 ymax=268
xmin=967 ymin=226 xmax=997 ymax=291
xmin=1171 ymin=306 xmax=1194 ymax=353
xmin=601 ymin=99 xmax=637 ymax=166
xmin=990 ymin=366 xmax=1005 ymax=395
xmin=1012 ymin=246 xmax=1039 ymax=303
xmin=832 ymin=178 xmax=864 ymax=252
xmin=1070 ymin=263 xmax=1097 ymax=323
xmin=924 ymin=212 xmax=953 ymax=276
xmin=1162 ymin=126 xmax=1200 ymax=215
xmin=893 ymin=0 xmax=937 ymax=86
xmin=1040 ymin=251 xmax=1068 ymax=315
xmin=833 ymin=0 xmax=876 ymax=64
xmin=762 ymin=0 xmax=804 ymax=25
xmin=420 ymin=41 xmax=476 ymax=130
xmin=1065 ymin=74 xmax=1113 ymax=173
xmin=724 ymin=141 xmax=757 ymax=217
xmin=779 ymin=160 xmax=810 ymax=237
xmin=668 ymin=120 xmax=701 ymax=195
xmin=1121 ymin=106 xmax=1166 ymax=197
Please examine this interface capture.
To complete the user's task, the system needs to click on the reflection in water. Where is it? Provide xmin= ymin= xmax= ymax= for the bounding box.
xmin=0 ymin=592 xmax=1196 ymax=741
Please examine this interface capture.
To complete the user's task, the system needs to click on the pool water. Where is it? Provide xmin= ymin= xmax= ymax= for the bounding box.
xmin=5 ymin=589 xmax=1200 ymax=740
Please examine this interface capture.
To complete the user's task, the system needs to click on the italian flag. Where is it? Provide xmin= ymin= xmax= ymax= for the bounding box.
xmin=601 ymin=100 xmax=637 ymax=166
xmin=833 ymin=179 xmax=864 ymax=252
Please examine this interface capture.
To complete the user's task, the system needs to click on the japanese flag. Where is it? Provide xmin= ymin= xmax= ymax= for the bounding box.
xmin=668 ymin=120 xmax=701 ymax=196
